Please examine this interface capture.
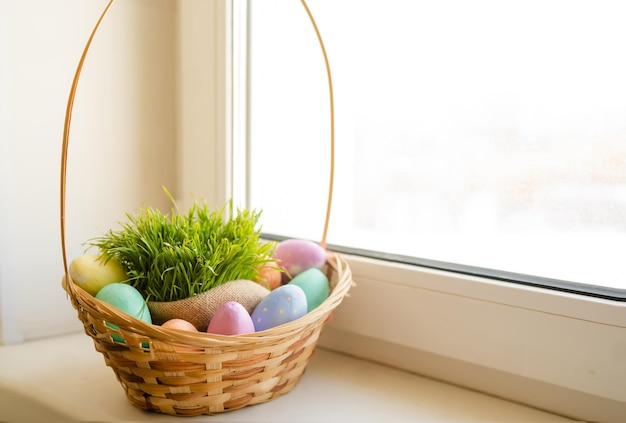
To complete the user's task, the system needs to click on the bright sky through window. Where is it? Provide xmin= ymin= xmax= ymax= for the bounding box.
xmin=248 ymin=0 xmax=626 ymax=291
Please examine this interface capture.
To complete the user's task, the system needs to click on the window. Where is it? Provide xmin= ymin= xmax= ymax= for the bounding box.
xmin=232 ymin=1 xmax=626 ymax=421
xmin=246 ymin=0 xmax=626 ymax=300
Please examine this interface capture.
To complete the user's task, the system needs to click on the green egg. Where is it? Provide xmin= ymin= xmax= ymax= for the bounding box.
xmin=96 ymin=283 xmax=152 ymax=343
xmin=96 ymin=283 xmax=152 ymax=323
xmin=289 ymin=267 xmax=330 ymax=312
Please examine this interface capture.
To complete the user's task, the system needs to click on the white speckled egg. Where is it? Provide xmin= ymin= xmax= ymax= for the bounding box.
xmin=251 ymin=284 xmax=307 ymax=331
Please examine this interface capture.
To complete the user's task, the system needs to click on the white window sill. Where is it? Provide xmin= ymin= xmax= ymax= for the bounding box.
xmin=0 ymin=332 xmax=576 ymax=422
xmin=319 ymin=254 xmax=625 ymax=423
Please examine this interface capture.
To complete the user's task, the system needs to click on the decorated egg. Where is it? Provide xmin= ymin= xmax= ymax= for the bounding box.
xmin=207 ymin=301 xmax=255 ymax=335
xmin=69 ymin=254 xmax=128 ymax=296
xmin=161 ymin=318 xmax=201 ymax=352
xmin=162 ymin=318 xmax=198 ymax=332
xmin=96 ymin=282 xmax=152 ymax=324
xmin=96 ymin=282 xmax=151 ymax=343
xmin=273 ymin=239 xmax=326 ymax=279
xmin=289 ymin=267 xmax=330 ymax=312
xmin=253 ymin=262 xmax=282 ymax=290
xmin=251 ymin=284 xmax=307 ymax=331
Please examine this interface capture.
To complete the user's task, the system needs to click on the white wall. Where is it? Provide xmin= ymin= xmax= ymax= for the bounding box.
xmin=176 ymin=0 xmax=231 ymax=211
xmin=0 ymin=0 xmax=179 ymax=343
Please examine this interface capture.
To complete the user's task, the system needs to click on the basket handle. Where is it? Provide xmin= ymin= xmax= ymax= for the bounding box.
xmin=60 ymin=0 xmax=336 ymax=282
xmin=300 ymin=0 xmax=336 ymax=250
xmin=60 ymin=0 xmax=115 ymax=282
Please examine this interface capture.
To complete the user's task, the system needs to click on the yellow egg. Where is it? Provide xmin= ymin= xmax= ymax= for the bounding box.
xmin=69 ymin=254 xmax=128 ymax=296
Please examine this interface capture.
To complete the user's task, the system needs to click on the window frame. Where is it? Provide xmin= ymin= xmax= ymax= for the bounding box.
xmin=180 ymin=1 xmax=626 ymax=421
xmin=320 ymin=252 xmax=626 ymax=421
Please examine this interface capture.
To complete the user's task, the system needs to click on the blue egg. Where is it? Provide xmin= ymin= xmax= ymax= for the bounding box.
xmin=251 ymin=284 xmax=307 ymax=331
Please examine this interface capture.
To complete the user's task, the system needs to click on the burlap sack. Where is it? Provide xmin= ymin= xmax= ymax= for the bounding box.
xmin=148 ymin=279 xmax=270 ymax=331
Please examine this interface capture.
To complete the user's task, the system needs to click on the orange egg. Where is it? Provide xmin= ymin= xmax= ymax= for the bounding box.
xmin=161 ymin=318 xmax=200 ymax=353
xmin=253 ymin=263 xmax=283 ymax=290
xmin=161 ymin=318 xmax=198 ymax=332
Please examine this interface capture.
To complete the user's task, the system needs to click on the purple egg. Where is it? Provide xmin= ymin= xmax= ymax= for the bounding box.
xmin=273 ymin=239 xmax=326 ymax=279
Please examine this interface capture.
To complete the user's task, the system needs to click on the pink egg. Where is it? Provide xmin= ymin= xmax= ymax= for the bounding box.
xmin=273 ymin=239 xmax=326 ymax=279
xmin=207 ymin=301 xmax=255 ymax=335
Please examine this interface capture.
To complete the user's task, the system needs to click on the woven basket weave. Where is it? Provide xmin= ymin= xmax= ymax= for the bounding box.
xmin=60 ymin=253 xmax=351 ymax=416
xmin=59 ymin=0 xmax=353 ymax=416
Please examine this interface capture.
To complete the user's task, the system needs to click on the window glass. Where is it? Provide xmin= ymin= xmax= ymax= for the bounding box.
xmin=247 ymin=0 xmax=626 ymax=293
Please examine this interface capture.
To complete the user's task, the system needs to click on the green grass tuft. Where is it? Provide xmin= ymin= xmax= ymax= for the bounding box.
xmin=88 ymin=190 xmax=275 ymax=302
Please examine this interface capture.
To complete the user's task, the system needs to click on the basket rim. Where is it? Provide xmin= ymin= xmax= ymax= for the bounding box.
xmin=63 ymin=250 xmax=352 ymax=347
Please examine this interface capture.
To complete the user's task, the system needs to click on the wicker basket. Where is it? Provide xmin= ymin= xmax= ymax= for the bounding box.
xmin=59 ymin=0 xmax=353 ymax=416
xmin=60 ymin=254 xmax=351 ymax=416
